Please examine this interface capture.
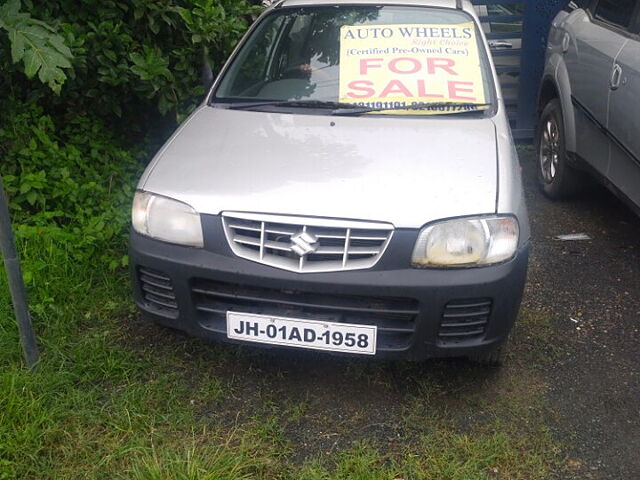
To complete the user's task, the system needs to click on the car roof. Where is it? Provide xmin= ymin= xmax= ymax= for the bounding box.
xmin=277 ymin=0 xmax=474 ymax=14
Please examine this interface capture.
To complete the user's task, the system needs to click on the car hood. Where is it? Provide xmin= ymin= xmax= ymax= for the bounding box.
xmin=141 ymin=106 xmax=498 ymax=229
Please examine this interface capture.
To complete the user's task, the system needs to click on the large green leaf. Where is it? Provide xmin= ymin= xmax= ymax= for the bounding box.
xmin=0 ymin=0 xmax=73 ymax=93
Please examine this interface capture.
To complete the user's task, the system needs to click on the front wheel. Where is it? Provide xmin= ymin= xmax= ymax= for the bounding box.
xmin=536 ymin=99 xmax=584 ymax=199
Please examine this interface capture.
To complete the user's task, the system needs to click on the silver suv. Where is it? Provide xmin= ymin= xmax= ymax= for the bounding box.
xmin=537 ymin=0 xmax=640 ymax=212
xmin=129 ymin=0 xmax=530 ymax=364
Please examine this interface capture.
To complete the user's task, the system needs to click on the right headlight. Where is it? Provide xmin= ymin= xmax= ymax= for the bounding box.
xmin=411 ymin=216 xmax=519 ymax=268
xmin=132 ymin=191 xmax=204 ymax=248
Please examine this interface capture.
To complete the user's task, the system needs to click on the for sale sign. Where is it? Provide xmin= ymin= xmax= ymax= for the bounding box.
xmin=338 ymin=23 xmax=487 ymax=113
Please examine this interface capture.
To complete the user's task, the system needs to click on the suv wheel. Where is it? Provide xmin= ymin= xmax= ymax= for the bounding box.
xmin=536 ymin=99 xmax=583 ymax=199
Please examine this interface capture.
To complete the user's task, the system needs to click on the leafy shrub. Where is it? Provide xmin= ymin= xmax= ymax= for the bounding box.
xmin=0 ymin=0 xmax=262 ymax=280
xmin=1 ymin=0 xmax=261 ymax=125
xmin=0 ymin=101 xmax=145 ymax=268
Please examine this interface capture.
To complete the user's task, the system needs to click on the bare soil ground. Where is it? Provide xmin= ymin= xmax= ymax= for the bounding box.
xmin=520 ymin=148 xmax=640 ymax=479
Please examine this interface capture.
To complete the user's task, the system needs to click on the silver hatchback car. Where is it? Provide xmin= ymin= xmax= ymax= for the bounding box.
xmin=129 ymin=0 xmax=530 ymax=364
xmin=538 ymin=0 xmax=640 ymax=212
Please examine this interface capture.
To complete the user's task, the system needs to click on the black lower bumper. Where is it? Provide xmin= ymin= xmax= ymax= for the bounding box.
xmin=129 ymin=229 xmax=529 ymax=361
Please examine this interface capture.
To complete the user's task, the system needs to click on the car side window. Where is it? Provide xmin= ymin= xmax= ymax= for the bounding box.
xmin=593 ymin=0 xmax=638 ymax=29
xmin=218 ymin=15 xmax=287 ymax=97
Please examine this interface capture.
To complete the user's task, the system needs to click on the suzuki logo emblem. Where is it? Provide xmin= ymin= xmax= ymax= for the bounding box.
xmin=290 ymin=231 xmax=319 ymax=256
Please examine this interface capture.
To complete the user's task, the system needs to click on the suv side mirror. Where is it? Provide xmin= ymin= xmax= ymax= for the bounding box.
xmin=565 ymin=1 xmax=580 ymax=12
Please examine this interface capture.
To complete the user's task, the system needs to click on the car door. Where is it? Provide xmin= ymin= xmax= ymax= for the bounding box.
xmin=606 ymin=4 xmax=640 ymax=209
xmin=563 ymin=0 xmax=632 ymax=176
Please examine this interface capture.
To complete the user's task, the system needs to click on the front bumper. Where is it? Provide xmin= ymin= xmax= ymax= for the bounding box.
xmin=129 ymin=218 xmax=529 ymax=361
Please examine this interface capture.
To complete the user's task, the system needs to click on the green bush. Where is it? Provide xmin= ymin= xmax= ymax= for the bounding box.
xmin=1 ymin=0 xmax=260 ymax=125
xmin=0 ymin=101 xmax=144 ymax=269
xmin=0 ymin=0 xmax=262 ymax=349
xmin=0 ymin=0 xmax=263 ymax=266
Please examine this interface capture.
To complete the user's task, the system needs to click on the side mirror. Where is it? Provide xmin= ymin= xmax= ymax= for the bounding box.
xmin=202 ymin=56 xmax=214 ymax=91
xmin=565 ymin=1 xmax=579 ymax=11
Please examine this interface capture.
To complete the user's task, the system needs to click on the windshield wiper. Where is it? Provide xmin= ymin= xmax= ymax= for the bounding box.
xmin=222 ymin=100 xmax=492 ymax=116
xmin=332 ymin=102 xmax=492 ymax=116
xmin=224 ymin=100 xmax=364 ymax=110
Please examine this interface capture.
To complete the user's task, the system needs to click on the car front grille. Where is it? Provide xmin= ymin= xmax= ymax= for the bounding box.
xmin=439 ymin=299 xmax=492 ymax=344
xmin=138 ymin=267 xmax=178 ymax=317
xmin=191 ymin=279 xmax=419 ymax=352
xmin=222 ymin=212 xmax=394 ymax=273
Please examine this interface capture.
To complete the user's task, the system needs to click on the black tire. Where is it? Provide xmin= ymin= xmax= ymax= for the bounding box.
xmin=536 ymin=99 xmax=584 ymax=199
xmin=468 ymin=343 xmax=504 ymax=367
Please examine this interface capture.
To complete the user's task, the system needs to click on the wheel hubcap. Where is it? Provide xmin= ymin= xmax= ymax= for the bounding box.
xmin=540 ymin=117 xmax=560 ymax=183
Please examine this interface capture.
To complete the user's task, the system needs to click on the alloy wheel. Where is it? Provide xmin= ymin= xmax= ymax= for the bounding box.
xmin=539 ymin=117 xmax=560 ymax=183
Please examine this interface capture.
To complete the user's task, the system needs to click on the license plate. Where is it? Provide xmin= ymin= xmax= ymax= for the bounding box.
xmin=226 ymin=311 xmax=377 ymax=355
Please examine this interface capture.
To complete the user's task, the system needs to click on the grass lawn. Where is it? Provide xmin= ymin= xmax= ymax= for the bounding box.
xmin=1 ymin=214 xmax=565 ymax=479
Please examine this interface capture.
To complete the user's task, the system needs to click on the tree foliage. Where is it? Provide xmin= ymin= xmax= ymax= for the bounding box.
xmin=0 ymin=0 xmax=73 ymax=93
xmin=1 ymin=0 xmax=261 ymax=122
xmin=0 ymin=0 xmax=262 ymax=267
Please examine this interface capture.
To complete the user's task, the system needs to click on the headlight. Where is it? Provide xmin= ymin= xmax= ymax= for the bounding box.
xmin=412 ymin=216 xmax=519 ymax=267
xmin=132 ymin=191 xmax=204 ymax=247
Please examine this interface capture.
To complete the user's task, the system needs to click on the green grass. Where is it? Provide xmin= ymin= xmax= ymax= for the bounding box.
xmin=0 ymin=229 xmax=566 ymax=479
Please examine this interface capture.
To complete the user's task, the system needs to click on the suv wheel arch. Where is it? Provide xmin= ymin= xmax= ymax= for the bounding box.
xmin=538 ymin=65 xmax=577 ymax=155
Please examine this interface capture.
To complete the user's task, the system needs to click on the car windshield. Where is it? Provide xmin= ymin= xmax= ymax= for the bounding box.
xmin=213 ymin=5 xmax=495 ymax=115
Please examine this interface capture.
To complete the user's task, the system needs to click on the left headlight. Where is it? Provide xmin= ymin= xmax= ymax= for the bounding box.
xmin=132 ymin=191 xmax=204 ymax=247
xmin=412 ymin=216 xmax=519 ymax=268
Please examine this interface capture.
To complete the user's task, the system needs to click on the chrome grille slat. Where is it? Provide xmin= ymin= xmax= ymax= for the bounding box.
xmin=299 ymin=225 xmax=308 ymax=271
xmin=342 ymin=228 xmax=351 ymax=267
xmin=264 ymin=240 xmax=293 ymax=251
xmin=234 ymin=235 xmax=293 ymax=252
xmin=259 ymin=222 xmax=265 ymax=260
xmin=232 ymin=235 xmax=261 ymax=247
xmin=350 ymin=236 xmax=388 ymax=241
xmin=265 ymin=227 xmax=298 ymax=235
xmin=315 ymin=234 xmax=347 ymax=240
xmin=227 ymin=223 xmax=262 ymax=232
xmin=346 ymin=247 xmax=383 ymax=255
xmin=314 ymin=246 xmax=344 ymax=255
xmin=222 ymin=212 xmax=394 ymax=273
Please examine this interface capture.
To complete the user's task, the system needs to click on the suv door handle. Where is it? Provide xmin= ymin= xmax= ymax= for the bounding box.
xmin=489 ymin=40 xmax=513 ymax=49
xmin=611 ymin=64 xmax=623 ymax=90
